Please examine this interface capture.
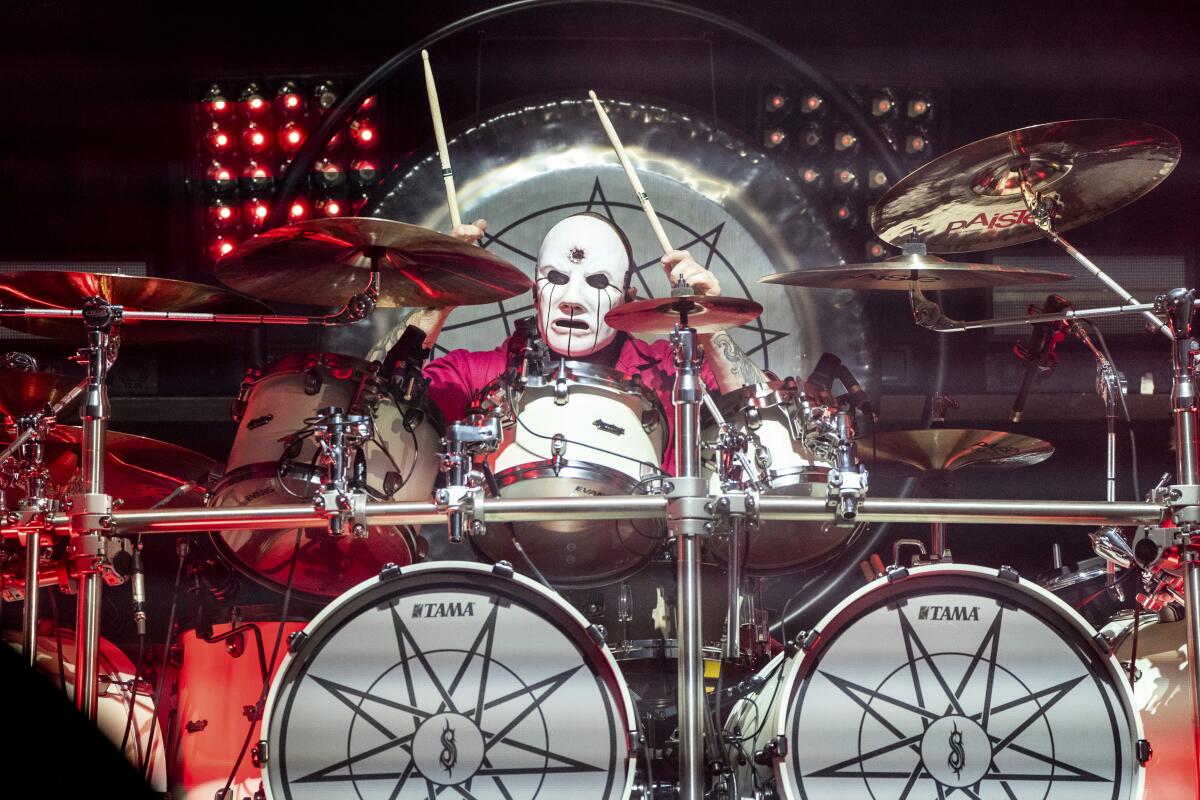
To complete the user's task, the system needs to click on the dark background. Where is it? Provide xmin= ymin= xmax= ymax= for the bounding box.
xmin=2 ymin=0 xmax=1199 ymax=639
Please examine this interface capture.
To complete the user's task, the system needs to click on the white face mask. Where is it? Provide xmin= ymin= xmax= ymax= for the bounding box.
xmin=534 ymin=215 xmax=629 ymax=358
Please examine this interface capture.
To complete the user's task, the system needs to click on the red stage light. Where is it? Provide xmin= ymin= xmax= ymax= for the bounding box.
xmin=349 ymin=118 xmax=378 ymax=149
xmin=797 ymin=164 xmax=823 ymax=189
xmin=288 ymin=200 xmax=308 ymax=220
xmin=276 ymin=81 xmax=305 ymax=115
xmin=349 ymin=159 xmax=379 ymax=188
xmin=865 ymin=241 xmax=888 ymax=260
xmin=317 ymin=197 xmax=343 ymax=217
xmin=240 ymin=83 xmax=268 ymax=117
xmin=209 ymin=234 xmax=238 ymax=260
xmin=905 ymin=130 xmax=929 ymax=155
xmin=907 ymin=94 xmax=932 ymax=119
xmin=833 ymin=166 xmax=859 ymax=191
xmin=205 ymin=122 xmax=233 ymax=153
xmin=324 ymin=130 xmax=343 ymax=152
xmin=349 ymin=191 xmax=370 ymax=213
xmin=830 ymin=198 xmax=858 ymax=227
xmin=245 ymin=198 xmax=270 ymax=229
xmin=208 ymin=199 xmax=238 ymax=228
xmin=312 ymin=158 xmax=346 ymax=191
xmin=763 ymin=129 xmax=786 ymax=149
xmin=833 ymin=130 xmax=859 ymax=153
xmin=242 ymin=121 xmax=271 ymax=154
xmin=200 ymin=85 xmax=232 ymax=118
xmin=279 ymin=121 xmax=306 ymax=154
xmin=800 ymin=91 xmax=824 ymax=115
xmin=240 ymin=160 xmax=274 ymax=193
xmin=870 ymin=89 xmax=897 ymax=119
xmin=204 ymin=160 xmax=236 ymax=193
xmin=360 ymin=95 xmax=377 ymax=112
xmin=868 ymin=168 xmax=889 ymax=191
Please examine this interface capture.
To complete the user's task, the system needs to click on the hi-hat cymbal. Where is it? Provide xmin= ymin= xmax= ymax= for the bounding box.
xmin=0 ymin=272 xmax=273 ymax=342
xmin=761 ymin=254 xmax=1071 ymax=291
xmin=871 ymin=118 xmax=1180 ymax=253
xmin=605 ymin=294 xmax=763 ymax=334
xmin=857 ymin=429 xmax=1054 ymax=473
xmin=0 ymin=369 xmax=81 ymax=419
xmin=214 ymin=217 xmax=533 ymax=308
xmin=1 ymin=427 xmax=213 ymax=509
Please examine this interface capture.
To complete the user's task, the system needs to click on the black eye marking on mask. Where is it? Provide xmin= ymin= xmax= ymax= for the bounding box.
xmin=542 ymin=269 xmax=569 ymax=286
xmin=585 ymin=273 xmax=611 ymax=290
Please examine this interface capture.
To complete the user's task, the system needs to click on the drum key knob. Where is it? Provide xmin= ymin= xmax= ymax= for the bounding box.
xmin=754 ymin=734 xmax=788 ymax=765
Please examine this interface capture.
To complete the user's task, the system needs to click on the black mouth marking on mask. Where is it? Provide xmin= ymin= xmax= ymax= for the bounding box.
xmin=554 ymin=319 xmax=589 ymax=330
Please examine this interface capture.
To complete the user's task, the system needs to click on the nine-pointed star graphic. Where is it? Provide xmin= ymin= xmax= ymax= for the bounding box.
xmin=288 ymin=598 xmax=613 ymax=799
xmin=801 ymin=605 xmax=1114 ymax=799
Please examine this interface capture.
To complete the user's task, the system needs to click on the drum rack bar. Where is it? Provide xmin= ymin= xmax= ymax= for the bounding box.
xmin=1 ymin=496 xmax=1164 ymax=539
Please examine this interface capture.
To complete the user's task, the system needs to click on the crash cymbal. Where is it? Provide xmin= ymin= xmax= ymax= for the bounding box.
xmin=857 ymin=429 xmax=1053 ymax=473
xmin=214 ymin=217 xmax=533 ymax=308
xmin=0 ymin=369 xmax=80 ymax=419
xmin=0 ymin=272 xmax=273 ymax=342
xmin=871 ymin=118 xmax=1180 ymax=253
xmin=761 ymin=254 xmax=1071 ymax=291
xmin=1 ymin=427 xmax=213 ymax=508
xmin=604 ymin=293 xmax=763 ymax=334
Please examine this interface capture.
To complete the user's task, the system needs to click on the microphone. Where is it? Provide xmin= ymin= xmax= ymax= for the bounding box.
xmin=131 ymin=548 xmax=146 ymax=637
xmin=1010 ymin=295 xmax=1072 ymax=422
xmin=381 ymin=325 xmax=431 ymax=403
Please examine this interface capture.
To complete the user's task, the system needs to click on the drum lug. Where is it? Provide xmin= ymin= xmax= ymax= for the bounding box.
xmin=252 ymin=739 xmax=268 ymax=767
xmin=1137 ymin=738 xmax=1153 ymax=765
xmin=885 ymin=565 xmax=910 ymax=583
xmin=491 ymin=561 xmax=515 ymax=579
xmin=754 ymin=734 xmax=787 ymax=765
xmin=997 ymin=565 xmax=1021 ymax=583
xmin=586 ymin=623 xmax=606 ymax=646
xmin=798 ymin=628 xmax=820 ymax=651
xmin=1093 ymin=629 xmax=1117 ymax=655
xmin=287 ymin=629 xmax=308 ymax=653
xmin=379 ymin=562 xmax=403 ymax=581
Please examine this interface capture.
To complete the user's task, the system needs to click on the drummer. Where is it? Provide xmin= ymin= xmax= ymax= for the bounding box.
xmin=370 ymin=212 xmax=767 ymax=470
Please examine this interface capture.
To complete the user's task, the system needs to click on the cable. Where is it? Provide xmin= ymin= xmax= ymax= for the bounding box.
xmin=1085 ymin=319 xmax=1140 ymax=500
xmin=140 ymin=546 xmax=187 ymax=781
xmin=118 ymin=633 xmax=146 ymax=758
xmin=219 ymin=528 xmax=303 ymax=799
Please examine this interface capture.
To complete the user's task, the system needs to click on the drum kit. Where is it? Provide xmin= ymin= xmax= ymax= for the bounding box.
xmin=0 ymin=76 xmax=1196 ymax=800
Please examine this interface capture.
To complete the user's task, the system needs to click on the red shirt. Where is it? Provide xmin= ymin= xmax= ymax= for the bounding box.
xmin=425 ymin=335 xmax=719 ymax=473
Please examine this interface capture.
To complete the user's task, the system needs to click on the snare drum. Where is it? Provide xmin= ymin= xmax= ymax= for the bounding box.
xmin=473 ymin=361 xmax=667 ymax=586
xmin=703 ymin=381 xmax=866 ymax=574
xmin=725 ymin=564 xmax=1146 ymax=799
xmin=209 ymin=353 xmax=441 ymax=599
xmin=1101 ymin=608 xmax=1197 ymax=800
xmin=260 ymin=561 xmax=638 ymax=800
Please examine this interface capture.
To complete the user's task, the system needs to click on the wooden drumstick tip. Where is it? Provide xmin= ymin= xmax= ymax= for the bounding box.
xmin=421 ymin=49 xmax=430 ymax=62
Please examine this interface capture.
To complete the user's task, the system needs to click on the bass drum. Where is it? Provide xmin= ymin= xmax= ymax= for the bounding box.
xmin=260 ymin=561 xmax=638 ymax=800
xmin=210 ymin=352 xmax=440 ymax=600
xmin=1101 ymin=608 xmax=1197 ymax=800
xmin=725 ymin=564 xmax=1146 ymax=800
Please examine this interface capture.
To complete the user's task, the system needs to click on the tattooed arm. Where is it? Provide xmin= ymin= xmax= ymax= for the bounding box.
xmin=660 ymin=249 xmax=765 ymax=392
xmin=365 ymin=219 xmax=487 ymax=362
xmin=702 ymin=330 xmax=767 ymax=392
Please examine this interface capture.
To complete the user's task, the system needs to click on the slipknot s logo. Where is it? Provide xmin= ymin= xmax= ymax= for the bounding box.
xmin=944 ymin=209 xmax=1035 ymax=235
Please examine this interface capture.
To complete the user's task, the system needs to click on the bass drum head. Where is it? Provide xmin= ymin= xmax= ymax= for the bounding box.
xmin=774 ymin=564 xmax=1144 ymax=800
xmin=262 ymin=562 xmax=636 ymax=800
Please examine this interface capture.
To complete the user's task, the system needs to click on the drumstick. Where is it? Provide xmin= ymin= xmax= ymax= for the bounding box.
xmin=422 ymin=49 xmax=462 ymax=229
xmin=588 ymin=90 xmax=673 ymax=255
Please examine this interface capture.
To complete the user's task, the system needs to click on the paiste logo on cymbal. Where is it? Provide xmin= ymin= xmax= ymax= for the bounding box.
xmin=944 ymin=208 xmax=1036 ymax=235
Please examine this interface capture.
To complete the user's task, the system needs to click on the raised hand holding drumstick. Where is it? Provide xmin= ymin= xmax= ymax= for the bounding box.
xmin=588 ymin=90 xmax=764 ymax=389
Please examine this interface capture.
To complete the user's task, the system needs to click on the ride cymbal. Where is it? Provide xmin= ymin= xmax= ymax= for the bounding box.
xmin=0 ymin=272 xmax=272 ymax=342
xmin=214 ymin=217 xmax=533 ymax=308
xmin=0 ymin=369 xmax=81 ymax=419
xmin=761 ymin=254 xmax=1071 ymax=291
xmin=605 ymin=294 xmax=763 ymax=334
xmin=857 ymin=429 xmax=1054 ymax=473
xmin=871 ymin=118 xmax=1180 ymax=253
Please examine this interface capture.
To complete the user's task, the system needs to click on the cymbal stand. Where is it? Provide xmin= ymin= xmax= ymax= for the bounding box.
xmin=70 ymin=297 xmax=120 ymax=720
xmin=667 ymin=304 xmax=708 ymax=800
xmin=436 ymin=414 xmax=501 ymax=543
xmin=1017 ymin=171 xmax=1170 ymax=340
xmin=1157 ymin=288 xmax=1200 ymax=785
xmin=310 ymin=407 xmax=374 ymax=538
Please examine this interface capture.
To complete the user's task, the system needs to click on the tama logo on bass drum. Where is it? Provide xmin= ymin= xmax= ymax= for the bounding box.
xmin=917 ymin=605 xmax=980 ymax=621
xmin=411 ymin=601 xmax=477 ymax=619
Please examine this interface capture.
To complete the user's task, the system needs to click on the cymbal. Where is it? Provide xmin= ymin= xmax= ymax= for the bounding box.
xmin=1 ymin=427 xmax=213 ymax=508
xmin=0 ymin=272 xmax=273 ymax=342
xmin=604 ymin=293 xmax=763 ymax=334
xmin=214 ymin=217 xmax=533 ymax=308
xmin=857 ymin=429 xmax=1054 ymax=473
xmin=871 ymin=118 xmax=1180 ymax=253
xmin=0 ymin=369 xmax=80 ymax=419
xmin=761 ymin=254 xmax=1071 ymax=291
